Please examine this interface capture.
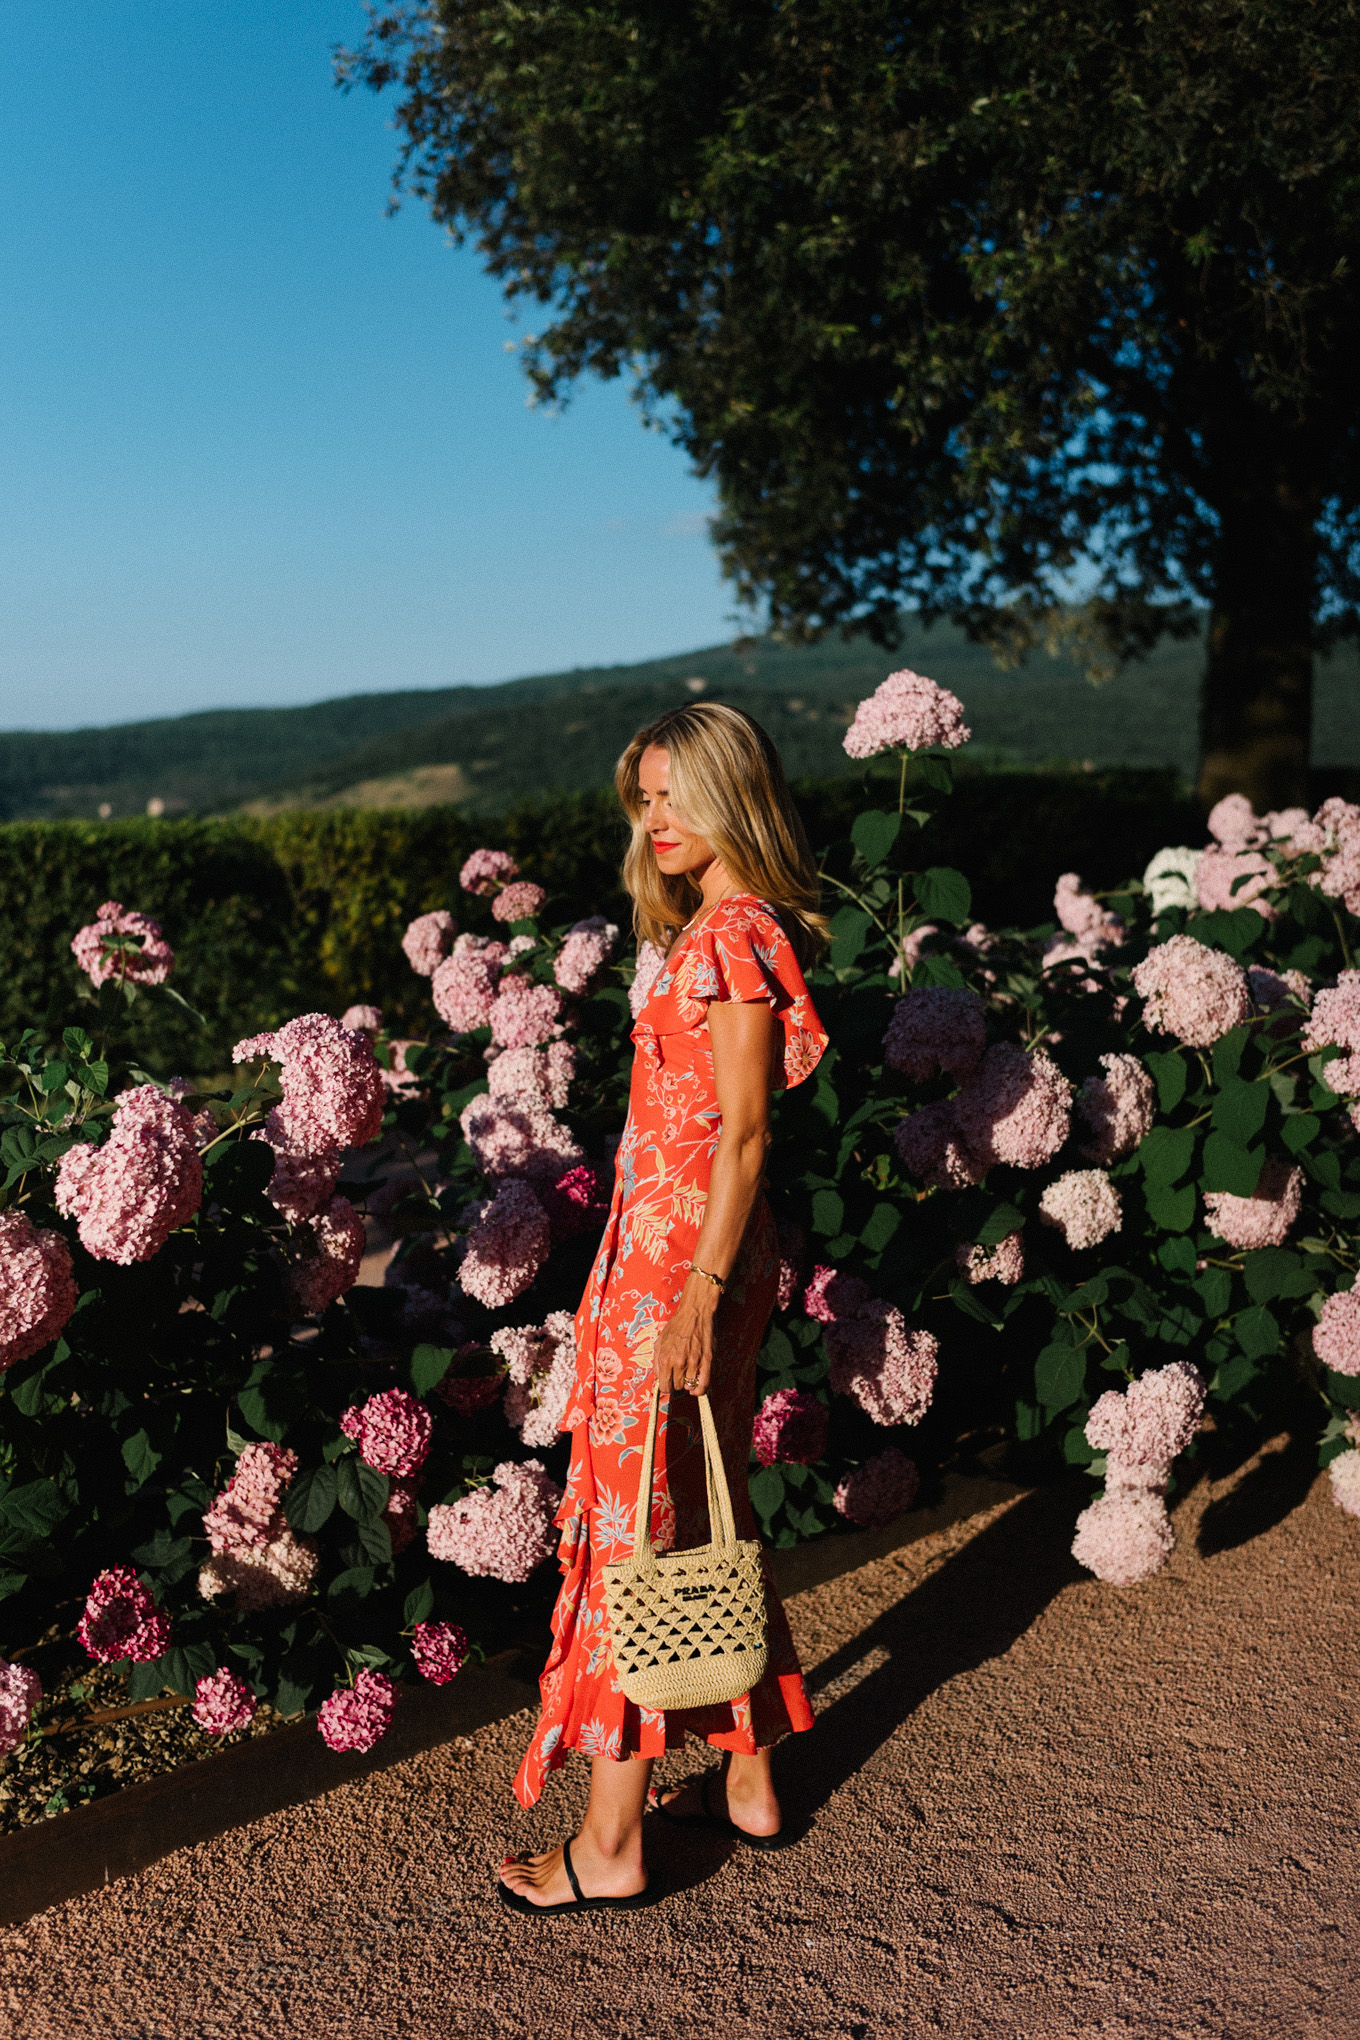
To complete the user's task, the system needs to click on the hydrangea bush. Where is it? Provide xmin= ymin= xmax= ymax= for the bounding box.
xmin=2 ymin=667 xmax=1358 ymax=1780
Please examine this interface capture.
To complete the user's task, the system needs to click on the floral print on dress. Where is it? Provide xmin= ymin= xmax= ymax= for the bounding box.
xmin=514 ymin=897 xmax=826 ymax=1808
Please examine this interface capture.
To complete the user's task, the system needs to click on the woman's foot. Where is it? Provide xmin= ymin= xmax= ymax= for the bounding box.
xmin=652 ymin=1753 xmax=782 ymax=1839
xmin=498 ymin=1833 xmax=648 ymax=1909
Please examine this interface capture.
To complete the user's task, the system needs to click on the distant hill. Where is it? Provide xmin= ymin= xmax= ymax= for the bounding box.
xmin=3 ymin=623 xmax=1357 ymax=820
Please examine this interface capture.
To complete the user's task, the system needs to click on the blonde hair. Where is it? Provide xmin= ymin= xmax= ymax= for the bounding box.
xmin=615 ymin=701 xmax=830 ymax=968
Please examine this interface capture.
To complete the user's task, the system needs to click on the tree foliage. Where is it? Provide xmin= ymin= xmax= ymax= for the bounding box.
xmin=342 ymin=0 xmax=1360 ymax=805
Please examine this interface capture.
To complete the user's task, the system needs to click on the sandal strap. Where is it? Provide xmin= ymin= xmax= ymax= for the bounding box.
xmin=562 ymin=1837 xmax=585 ymax=1906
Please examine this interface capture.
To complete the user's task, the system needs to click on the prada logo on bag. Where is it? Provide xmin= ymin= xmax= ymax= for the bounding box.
xmin=674 ymin=1584 xmax=712 ymax=1601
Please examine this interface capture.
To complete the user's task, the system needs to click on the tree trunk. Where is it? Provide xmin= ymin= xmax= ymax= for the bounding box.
xmin=1198 ymin=428 xmax=1319 ymax=813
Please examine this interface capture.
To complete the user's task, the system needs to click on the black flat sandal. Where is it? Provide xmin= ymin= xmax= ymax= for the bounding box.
xmin=496 ymin=1837 xmax=656 ymax=1917
xmin=650 ymin=1766 xmax=791 ymax=1852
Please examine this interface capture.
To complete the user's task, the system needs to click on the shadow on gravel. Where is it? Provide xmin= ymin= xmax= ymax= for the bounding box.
xmin=777 ymin=1482 xmax=1084 ymax=1829
xmin=1195 ymin=1431 xmax=1319 ymax=1558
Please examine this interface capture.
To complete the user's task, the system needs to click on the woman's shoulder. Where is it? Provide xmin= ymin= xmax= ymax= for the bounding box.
xmin=705 ymin=894 xmax=790 ymax=948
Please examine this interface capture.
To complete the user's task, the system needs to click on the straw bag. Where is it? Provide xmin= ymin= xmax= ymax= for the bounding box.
xmin=602 ymin=1384 xmax=769 ymax=1711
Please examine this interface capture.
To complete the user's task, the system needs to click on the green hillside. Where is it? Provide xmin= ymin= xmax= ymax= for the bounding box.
xmin=3 ymin=622 xmax=1357 ymax=820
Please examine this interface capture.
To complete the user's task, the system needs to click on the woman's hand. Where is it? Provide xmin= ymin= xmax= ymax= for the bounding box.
xmin=653 ymin=1275 xmax=720 ymax=1397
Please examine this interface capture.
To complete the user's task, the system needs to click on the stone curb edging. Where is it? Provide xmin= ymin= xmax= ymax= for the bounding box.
xmin=0 ymin=1465 xmax=1024 ymax=1930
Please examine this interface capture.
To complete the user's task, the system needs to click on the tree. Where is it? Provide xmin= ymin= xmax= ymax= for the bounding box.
xmin=341 ymin=2 xmax=1360 ymax=808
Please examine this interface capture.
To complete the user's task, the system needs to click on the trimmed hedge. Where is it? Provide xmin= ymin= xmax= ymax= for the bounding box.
xmin=0 ymin=771 xmax=1198 ymax=1072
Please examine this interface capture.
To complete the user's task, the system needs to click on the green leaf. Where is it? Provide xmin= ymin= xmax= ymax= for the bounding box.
xmin=337 ymin=1457 xmax=390 ymax=1525
xmin=1200 ymin=1134 xmax=1263 ymax=1197
xmin=913 ymin=866 xmax=971 ymax=926
xmin=976 ymin=1202 xmax=1024 ymax=1246
xmin=1322 ymin=1189 xmax=1360 ymax=1220
xmin=1327 ymin=1370 xmax=1360 ymax=1411
xmin=1188 ymin=911 xmax=1264 ymax=961
xmin=1210 ymin=1078 xmax=1270 ymax=1148
xmin=356 ymin=1517 xmax=394 ymax=1565
xmin=0 ymin=1480 xmax=66 ymax=1538
xmin=1145 ymin=1183 xmax=1196 ymax=1232
xmin=285 ymin=1462 xmax=338 ymax=1535
xmin=1282 ymin=1114 xmax=1320 ymax=1153
xmin=1035 ymin=1343 xmax=1087 ymax=1413
xmin=410 ymin=1344 xmax=454 ymax=1397
xmin=748 ymin=1466 xmax=786 ymax=1524
xmin=121 ymin=1429 xmax=162 ymax=1489
xmin=950 ymin=1280 xmax=1002 ymax=1328
xmin=1212 ymin=1353 xmax=1259 ymax=1401
xmin=39 ymin=1061 xmax=69 ymax=1093
xmin=1193 ymin=1268 xmax=1232 ymax=1317
xmin=1157 ymin=1236 xmax=1197 ymax=1276
xmin=403 ymin=1580 xmax=435 ymax=1626
xmin=860 ymin=1202 xmax=900 ymax=1253
xmin=828 ymin=907 xmax=873 ymax=971
xmin=810 ymin=1188 xmax=844 ymax=1237
xmin=1234 ymin=1304 xmax=1281 ymax=1359
xmin=1014 ymin=1398 xmax=1043 ymax=1442
xmin=1308 ymin=1149 xmax=1342 ymax=1191
xmin=1242 ymin=1249 xmax=1315 ymax=1305
xmin=1063 ymin=1424 xmax=1095 ymax=1466
xmin=1137 ymin=1125 xmax=1196 ymax=1186
xmin=327 ymin=1566 xmax=376 ymax=1604
xmin=157 ymin=1643 xmax=216 ymax=1700
xmin=760 ymin=1328 xmax=796 ymax=1372
xmin=205 ymin=1138 xmax=276 ymax=1211
xmin=851 ymin=809 xmax=901 ymax=868
xmin=1211 ymin=1025 xmax=1250 ymax=1085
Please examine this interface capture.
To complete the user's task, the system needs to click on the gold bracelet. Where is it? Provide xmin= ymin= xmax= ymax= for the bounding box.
xmin=689 ymin=1263 xmax=727 ymax=1293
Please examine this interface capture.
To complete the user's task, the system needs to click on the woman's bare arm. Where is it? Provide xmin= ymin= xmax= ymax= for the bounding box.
xmin=652 ymin=999 xmax=779 ymax=1397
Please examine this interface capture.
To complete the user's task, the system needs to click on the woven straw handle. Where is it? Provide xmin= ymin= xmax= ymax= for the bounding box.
xmin=631 ymin=1383 xmax=738 ymax=1568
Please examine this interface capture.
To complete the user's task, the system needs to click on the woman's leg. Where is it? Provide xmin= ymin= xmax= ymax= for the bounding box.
xmin=655 ymin=1744 xmax=783 ymax=1837
xmin=500 ymin=1753 xmax=653 ymax=1905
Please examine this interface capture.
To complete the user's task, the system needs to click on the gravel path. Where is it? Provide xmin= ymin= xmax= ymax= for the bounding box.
xmin=2 ymin=1437 xmax=1356 ymax=2039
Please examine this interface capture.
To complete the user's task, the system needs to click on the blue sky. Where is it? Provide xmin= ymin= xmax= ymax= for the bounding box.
xmin=0 ymin=3 xmax=734 ymax=732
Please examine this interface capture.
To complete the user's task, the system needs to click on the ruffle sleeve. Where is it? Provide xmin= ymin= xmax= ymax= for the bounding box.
xmin=657 ymin=899 xmax=828 ymax=1089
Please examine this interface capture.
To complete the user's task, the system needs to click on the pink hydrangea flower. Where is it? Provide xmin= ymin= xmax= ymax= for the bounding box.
xmin=554 ymin=917 xmax=620 ymax=994
xmin=1071 ymin=1490 xmax=1175 ymax=1586
xmin=1312 ymin=798 xmax=1360 ymax=916
xmin=1132 ymin=936 xmax=1251 ymax=1048
xmin=317 ymin=1669 xmax=398 ymax=1754
xmin=629 ymin=942 xmax=668 ymax=1017
xmin=77 ymin=1567 xmax=171 ymax=1665
xmin=288 ymin=1194 xmax=366 ymax=1316
xmin=496 ymin=1310 xmax=576 ymax=1448
xmin=833 ymin=1448 xmax=920 ymax=1529
xmin=953 ymin=1043 xmax=1073 ymax=1172
xmin=543 ymin=1162 xmax=609 ymax=1240
xmin=1076 ymin=1053 xmax=1156 ymax=1165
xmin=460 ymin=849 xmax=520 ymax=897
xmin=458 ymin=1180 xmax=551 ymax=1307
xmin=955 ymin=1233 xmax=1025 ymax=1285
xmin=1247 ymin=966 xmax=1311 ymax=1021
xmin=1301 ymin=971 xmax=1360 ymax=1096
xmin=802 ymin=1265 xmax=871 ymax=1324
xmin=899 ymin=922 xmax=941 ymax=976
xmin=431 ymin=947 xmax=502 ymax=1033
xmin=232 ymin=1013 xmax=385 ymax=1155
xmin=487 ymin=1041 xmax=576 ymax=1109
xmin=381 ymin=1039 xmax=423 ymax=1098
xmin=203 ymin=1442 xmax=298 ymax=1554
xmin=1327 ymin=1449 xmax=1360 ymax=1518
xmin=776 ymin=1219 xmax=806 ymax=1312
xmin=882 ymin=986 xmax=985 ymax=1081
xmin=1194 ymin=844 xmax=1277 ymax=920
xmin=1202 ymin=1157 xmax=1303 ymax=1250
xmin=340 ymin=1004 xmax=383 ymax=1035
xmin=459 ymin=1093 xmax=584 ymax=1184
xmin=843 ymin=670 xmax=972 ymax=760
xmin=198 ymin=1530 xmax=319 ymax=1612
xmin=253 ymin=1109 xmax=342 ymax=1222
xmin=894 ymin=1097 xmax=982 ymax=1190
xmin=0 ymin=1211 xmax=78 ymax=1373
xmin=426 ymin=1459 xmax=562 ymax=1581
xmin=491 ymin=881 xmax=546 ymax=924
xmin=402 ymin=910 xmax=458 ymax=978
xmin=0 ymin=1658 xmax=43 ymax=1759
xmin=70 ymin=900 xmax=175 ymax=988
xmin=437 ymin=1360 xmax=507 ymax=1417
xmin=340 ymin=1387 xmax=433 ymax=1476
xmin=192 ymin=1668 xmax=257 ymax=1736
xmin=54 ymin=1085 xmax=203 ymax=1264
xmin=1039 ymin=1170 xmax=1123 ymax=1252
xmin=412 ymin=1620 xmax=469 ymax=1686
xmin=824 ymin=1305 xmax=938 ymax=1427
xmin=1313 ymin=1290 xmax=1360 ymax=1377
xmin=1207 ymin=794 xmax=1264 ymax=850
xmin=1054 ymin=873 xmax=1126 ymax=952
xmin=1085 ymin=1360 xmax=1206 ymax=1489
xmin=489 ymin=981 xmax=564 ymax=1050
xmin=752 ymin=1388 xmax=829 ymax=1468
xmin=384 ymin=1476 xmax=422 ymax=1556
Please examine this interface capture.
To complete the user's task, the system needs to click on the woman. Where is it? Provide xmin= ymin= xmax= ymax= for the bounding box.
xmin=499 ymin=701 xmax=830 ymax=1916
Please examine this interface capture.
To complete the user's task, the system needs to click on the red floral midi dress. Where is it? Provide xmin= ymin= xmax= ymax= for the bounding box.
xmin=513 ymin=894 xmax=829 ymax=1806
